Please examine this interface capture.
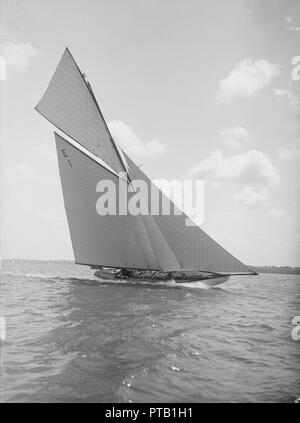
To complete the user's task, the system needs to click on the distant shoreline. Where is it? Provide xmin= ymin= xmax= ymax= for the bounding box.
xmin=249 ymin=266 xmax=300 ymax=275
xmin=2 ymin=259 xmax=300 ymax=275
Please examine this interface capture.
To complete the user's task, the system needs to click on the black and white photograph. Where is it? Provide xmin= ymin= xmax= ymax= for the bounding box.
xmin=0 ymin=0 xmax=299 ymax=406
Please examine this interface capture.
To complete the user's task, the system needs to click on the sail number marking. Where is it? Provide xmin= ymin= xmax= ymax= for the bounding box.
xmin=61 ymin=148 xmax=72 ymax=167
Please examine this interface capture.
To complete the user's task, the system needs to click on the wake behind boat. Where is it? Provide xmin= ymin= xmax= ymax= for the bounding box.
xmin=35 ymin=47 xmax=257 ymax=289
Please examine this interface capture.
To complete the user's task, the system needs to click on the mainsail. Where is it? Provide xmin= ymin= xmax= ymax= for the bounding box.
xmin=55 ymin=132 xmax=180 ymax=271
xmin=37 ymin=48 xmax=254 ymax=275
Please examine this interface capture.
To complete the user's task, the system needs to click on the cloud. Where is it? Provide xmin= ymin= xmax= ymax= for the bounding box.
xmin=1 ymin=41 xmax=39 ymax=71
xmin=219 ymin=126 xmax=249 ymax=148
xmin=285 ymin=16 xmax=300 ymax=32
xmin=234 ymin=186 xmax=270 ymax=207
xmin=108 ymin=120 xmax=167 ymax=156
xmin=273 ymin=89 xmax=299 ymax=114
xmin=216 ymin=59 xmax=280 ymax=103
xmin=189 ymin=149 xmax=280 ymax=186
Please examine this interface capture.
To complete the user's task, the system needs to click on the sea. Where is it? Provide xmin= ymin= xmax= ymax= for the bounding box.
xmin=1 ymin=260 xmax=299 ymax=403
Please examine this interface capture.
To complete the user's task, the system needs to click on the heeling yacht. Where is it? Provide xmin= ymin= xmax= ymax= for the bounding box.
xmin=35 ymin=47 xmax=257 ymax=289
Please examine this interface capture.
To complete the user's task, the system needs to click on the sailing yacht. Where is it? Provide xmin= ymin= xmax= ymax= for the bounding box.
xmin=35 ymin=48 xmax=257 ymax=289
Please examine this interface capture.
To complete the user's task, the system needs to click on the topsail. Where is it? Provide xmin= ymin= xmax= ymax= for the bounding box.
xmin=36 ymin=48 xmax=124 ymax=173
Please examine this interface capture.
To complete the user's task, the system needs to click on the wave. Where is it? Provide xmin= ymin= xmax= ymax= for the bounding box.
xmin=2 ymin=270 xmax=64 ymax=279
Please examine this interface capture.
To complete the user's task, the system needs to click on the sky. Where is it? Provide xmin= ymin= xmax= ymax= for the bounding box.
xmin=1 ymin=0 xmax=300 ymax=266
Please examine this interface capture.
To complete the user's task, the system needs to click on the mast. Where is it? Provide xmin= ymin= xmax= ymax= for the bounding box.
xmin=86 ymin=79 xmax=133 ymax=185
xmin=74 ymin=48 xmax=130 ymax=181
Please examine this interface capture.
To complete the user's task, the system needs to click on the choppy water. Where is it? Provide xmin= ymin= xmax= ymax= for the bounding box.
xmin=1 ymin=260 xmax=299 ymax=403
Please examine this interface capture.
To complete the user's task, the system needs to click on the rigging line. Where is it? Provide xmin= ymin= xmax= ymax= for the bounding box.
xmin=74 ymin=50 xmax=130 ymax=180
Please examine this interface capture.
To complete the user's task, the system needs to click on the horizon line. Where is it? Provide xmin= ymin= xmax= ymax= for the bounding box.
xmin=1 ymin=258 xmax=300 ymax=269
